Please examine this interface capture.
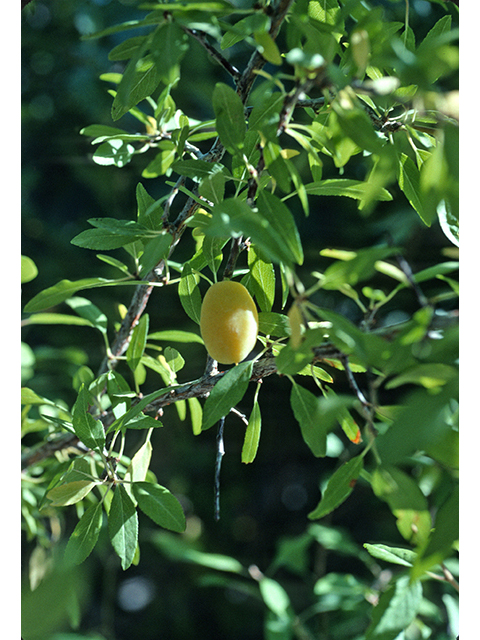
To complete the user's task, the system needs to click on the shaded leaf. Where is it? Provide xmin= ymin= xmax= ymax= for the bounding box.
xmin=202 ymin=360 xmax=254 ymax=431
xmin=308 ymin=455 xmax=364 ymax=520
xmin=212 ymin=82 xmax=246 ymax=154
xmin=64 ymin=503 xmax=103 ymax=565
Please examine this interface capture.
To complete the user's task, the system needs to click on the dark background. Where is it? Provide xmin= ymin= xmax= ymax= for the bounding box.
xmin=21 ymin=1 xmax=459 ymax=638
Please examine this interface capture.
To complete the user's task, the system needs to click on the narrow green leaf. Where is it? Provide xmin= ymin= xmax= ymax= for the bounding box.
xmin=248 ymin=248 xmax=275 ymax=312
xmin=21 ymin=313 xmax=94 ymax=328
xmin=23 ymin=278 xmax=110 ymax=313
xmin=72 ymin=384 xmax=106 ymax=452
xmin=46 ymin=480 xmax=97 ymax=507
xmin=64 ymin=503 xmax=103 ymax=565
xmin=21 ymin=387 xmax=58 ymax=407
xmin=212 ymin=82 xmax=246 ymax=154
xmin=290 ymin=382 xmax=327 ymax=457
xmin=363 ymin=543 xmax=416 ymax=568
xmin=298 ymin=179 xmax=392 ymax=201
xmin=202 ymin=360 xmax=254 ymax=431
xmin=148 ymin=329 xmax=204 ymax=344
xmin=65 ymin=297 xmax=108 ymax=335
xmin=126 ymin=314 xmax=149 ymax=372
xmin=108 ymin=484 xmax=138 ymax=570
xmin=178 ymin=264 xmax=202 ymax=324
xmin=188 ymin=396 xmax=203 ymax=436
xmin=398 ymin=153 xmax=431 ymax=225
xmin=242 ymin=399 xmax=261 ymax=463
xmin=308 ymin=455 xmax=364 ymax=520
xmin=133 ymin=481 xmax=186 ymax=532
xmin=151 ymin=21 xmax=189 ymax=85
xmin=112 ymin=56 xmax=161 ymax=122
xmin=256 ymin=190 xmax=304 ymax=265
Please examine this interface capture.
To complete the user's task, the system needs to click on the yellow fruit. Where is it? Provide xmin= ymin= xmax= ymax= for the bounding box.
xmin=200 ymin=280 xmax=259 ymax=364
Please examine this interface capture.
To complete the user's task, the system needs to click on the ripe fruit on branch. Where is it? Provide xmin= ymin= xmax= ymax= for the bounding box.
xmin=200 ymin=280 xmax=259 ymax=365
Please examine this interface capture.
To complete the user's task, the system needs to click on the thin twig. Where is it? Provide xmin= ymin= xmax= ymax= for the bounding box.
xmin=186 ymin=28 xmax=241 ymax=81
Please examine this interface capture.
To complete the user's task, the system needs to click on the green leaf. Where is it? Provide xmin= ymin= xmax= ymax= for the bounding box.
xmin=148 ymin=329 xmax=204 ymax=344
xmin=72 ymin=384 xmax=106 ymax=453
xmin=188 ymin=396 xmax=203 ymax=436
xmin=139 ymin=232 xmax=173 ymax=278
xmin=64 ymin=502 xmax=103 ymax=565
xmin=65 ymin=297 xmax=108 ymax=335
xmin=308 ymin=455 xmax=364 ymax=520
xmin=23 ymin=277 xmax=117 ymax=312
xmin=365 ymin=575 xmax=422 ymax=640
xmin=376 ymin=384 xmax=458 ymax=464
xmin=21 ymin=313 xmax=94 ymax=328
xmin=290 ymin=382 xmax=327 ymax=457
xmin=109 ymin=35 xmax=148 ymax=61
xmin=92 ymin=139 xmax=136 ymax=167
xmin=398 ymin=153 xmax=432 ymax=225
xmin=133 ymin=481 xmax=186 ymax=532
xmin=254 ymin=31 xmax=282 ymax=65
xmin=259 ymin=577 xmax=292 ymax=619
xmin=72 ymin=218 xmax=157 ymax=250
xmin=256 ymin=190 xmax=304 ymax=266
xmin=298 ymin=179 xmax=392 ymax=202
xmin=21 ymin=256 xmax=38 ymax=283
xmin=364 ymin=543 xmax=416 ymax=568
xmin=151 ymin=21 xmax=189 ymax=84
xmin=247 ymin=248 xmax=275 ymax=312
xmin=46 ymin=480 xmax=98 ymax=507
xmin=320 ymin=246 xmax=399 ymax=289
xmin=112 ymin=56 xmax=161 ymax=122
xmin=142 ymin=141 xmax=177 ymax=178
xmin=171 ymin=159 xmax=228 ymax=180
xmin=80 ymin=124 xmax=129 ymax=139
xmin=258 ymin=311 xmax=291 ymax=338
xmin=212 ymin=82 xmax=246 ymax=155
xmin=108 ymin=484 xmax=138 ymax=570
xmin=220 ymin=12 xmax=270 ymax=49
xmin=21 ymin=387 xmax=58 ymax=407
xmin=126 ymin=314 xmax=149 ymax=372
xmin=125 ymin=440 xmax=153 ymax=496
xmin=178 ymin=263 xmax=202 ymax=324
xmin=202 ymin=360 xmax=254 ymax=431
xmin=248 ymin=92 xmax=284 ymax=142
xmin=386 ymin=363 xmax=457 ymax=390
xmin=371 ymin=465 xmax=431 ymax=544
xmin=242 ymin=399 xmax=261 ymax=464
xmin=205 ymin=197 xmax=297 ymax=266
xmin=411 ymin=485 xmax=459 ymax=580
